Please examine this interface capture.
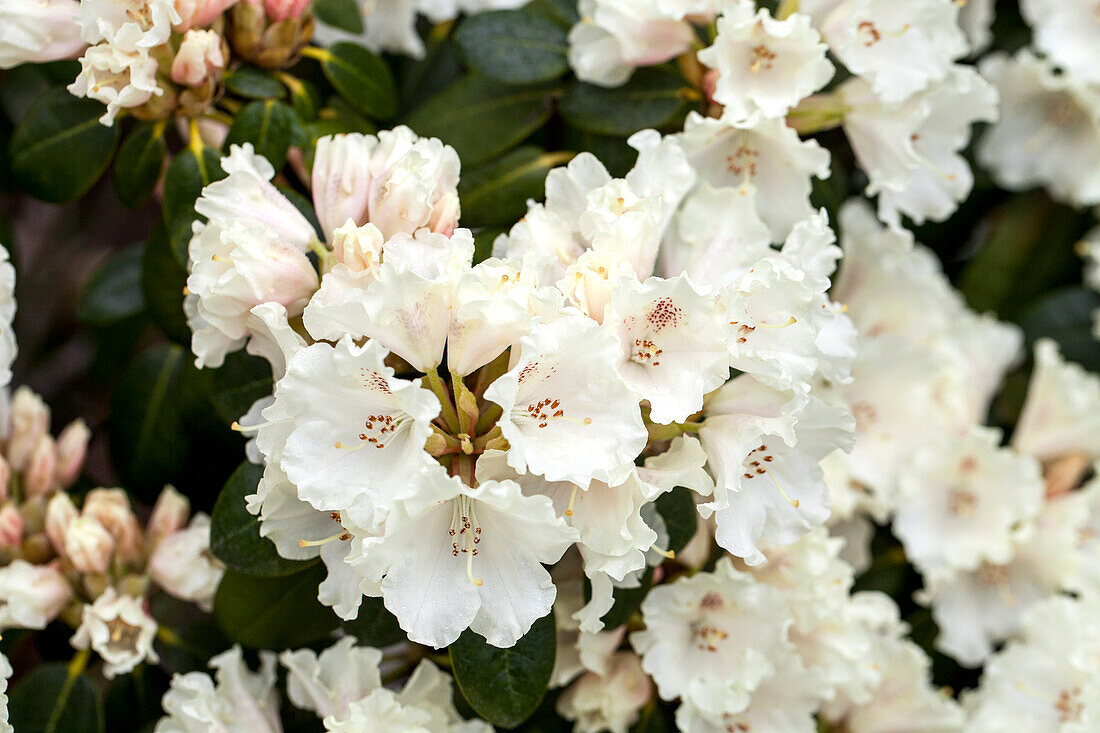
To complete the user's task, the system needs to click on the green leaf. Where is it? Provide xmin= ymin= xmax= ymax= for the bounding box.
xmin=142 ymin=219 xmax=190 ymax=344
xmin=342 ymin=596 xmax=405 ymax=647
xmin=560 ymin=69 xmax=693 ymax=136
xmin=560 ymin=127 xmax=636 ymax=177
xmin=10 ymin=87 xmax=120 ymax=203
xmin=225 ymin=99 xmax=295 ymax=172
xmin=203 ymin=350 xmax=275 ymax=424
xmin=473 ymin=227 xmax=506 ymax=265
xmin=153 ymin=619 xmax=232 ymax=675
xmin=113 ymin=121 xmax=167 ymax=208
xmin=162 ymin=144 xmax=226 ymax=264
xmin=317 ymin=43 xmax=399 ymax=120
xmin=108 ymin=344 xmax=192 ymax=498
xmin=286 ymin=77 xmax=322 ymax=121
xmin=525 ymin=0 xmax=580 ymax=26
xmin=1018 ymin=286 xmax=1100 ymax=373
xmin=455 ymin=11 xmax=569 ymax=85
xmin=104 ymin=667 xmax=170 ymax=733
xmin=224 ymin=65 xmax=286 ymax=99
xmin=600 ymin=566 xmax=653 ymax=629
xmin=211 ymin=461 xmax=317 ymax=577
xmin=404 ymin=75 xmax=558 ymax=165
xmin=450 ymin=611 xmax=556 ymax=729
xmin=8 ymin=662 xmax=104 ymax=733
xmin=77 ymin=244 xmax=145 ymax=326
xmin=458 ymin=147 xmax=572 ymax=227
xmin=654 ymin=486 xmax=697 ymax=555
xmin=958 ymin=191 xmax=1090 ymax=320
xmin=313 ymin=0 xmax=364 ymax=33
xmin=214 ymin=564 xmax=340 ymax=648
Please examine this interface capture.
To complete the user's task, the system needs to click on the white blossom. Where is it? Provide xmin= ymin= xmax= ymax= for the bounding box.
xmin=1013 ymin=339 xmax=1100 ymax=462
xmin=556 ymin=651 xmax=652 ymax=733
xmin=155 ymin=646 xmax=281 ymax=733
xmin=0 ymin=0 xmax=84 ymax=69
xmin=0 ymin=559 xmax=71 ymax=631
xmin=568 ymin=0 xmax=695 ymax=87
xmin=71 ymin=588 xmax=158 ymax=678
xmin=1020 ymin=0 xmax=1100 ymax=84
xmin=148 ymin=513 xmax=225 ymax=611
xmin=68 ymin=44 xmax=160 ymax=126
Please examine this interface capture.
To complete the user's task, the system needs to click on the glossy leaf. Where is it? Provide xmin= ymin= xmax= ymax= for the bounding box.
xmin=450 ymin=611 xmax=556 ymax=728
xmin=455 ymin=11 xmax=569 ymax=85
xmin=313 ymin=0 xmax=363 ymax=33
xmin=211 ymin=460 xmax=317 ymax=577
xmin=560 ymin=69 xmax=693 ymax=136
xmin=77 ymin=244 xmax=145 ymax=326
xmin=224 ymin=99 xmax=295 ymax=172
xmin=214 ymin=564 xmax=340 ymax=648
xmin=142 ymin=219 xmax=190 ymax=344
xmin=224 ymin=65 xmax=285 ymax=99
xmin=342 ymin=596 xmax=406 ymax=648
xmin=404 ymin=75 xmax=558 ymax=165
xmin=459 ymin=147 xmax=572 ymax=227
xmin=654 ymin=486 xmax=698 ymax=555
xmin=317 ymin=43 xmax=398 ymax=119
xmin=162 ymin=143 xmax=226 ymax=264
xmin=113 ymin=121 xmax=166 ymax=208
xmin=10 ymin=87 xmax=119 ymax=203
xmin=8 ymin=662 xmax=104 ymax=733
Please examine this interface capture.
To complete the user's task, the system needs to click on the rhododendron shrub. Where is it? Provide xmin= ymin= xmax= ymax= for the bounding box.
xmin=1 ymin=0 xmax=1099 ymax=730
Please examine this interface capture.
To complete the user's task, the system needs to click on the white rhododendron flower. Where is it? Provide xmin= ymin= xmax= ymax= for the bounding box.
xmin=1012 ymin=339 xmax=1100 ymax=463
xmin=979 ymin=51 xmax=1100 ymax=207
xmin=0 ymin=0 xmax=85 ymax=69
xmin=1019 ymin=0 xmax=1100 ymax=85
xmin=67 ymin=44 xmax=161 ymax=125
xmin=568 ymin=0 xmax=695 ymax=87
xmin=147 ymin=513 xmax=225 ymax=611
xmin=70 ymin=588 xmax=159 ymax=678
xmin=0 ymin=559 xmax=72 ymax=631
xmin=557 ymin=651 xmax=652 ymax=733
xmin=698 ymin=0 xmax=833 ymax=121
xmin=155 ymin=646 xmax=282 ymax=733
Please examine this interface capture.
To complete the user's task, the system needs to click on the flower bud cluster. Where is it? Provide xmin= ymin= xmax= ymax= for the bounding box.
xmin=184 ymin=120 xmax=858 ymax=654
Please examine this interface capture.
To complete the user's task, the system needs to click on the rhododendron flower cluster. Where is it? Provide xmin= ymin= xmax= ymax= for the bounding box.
xmin=185 ymin=123 xmax=857 ymax=652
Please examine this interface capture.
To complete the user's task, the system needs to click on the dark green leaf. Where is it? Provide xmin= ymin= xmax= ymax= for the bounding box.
xmin=455 ymin=11 xmax=569 ymax=85
xmin=525 ymin=0 xmax=579 ymax=26
xmin=204 ymin=350 xmax=275 ymax=424
xmin=404 ymin=75 xmax=558 ymax=165
xmin=214 ymin=564 xmax=340 ymax=648
xmin=342 ymin=596 xmax=405 ymax=647
xmin=162 ymin=144 xmax=226 ymax=265
xmin=287 ymin=78 xmax=323 ymax=121
xmin=450 ymin=611 xmax=556 ymax=728
xmin=211 ymin=460 xmax=317 ymax=577
xmin=600 ymin=566 xmax=653 ymax=629
xmin=113 ymin=121 xmax=167 ymax=208
xmin=104 ymin=667 xmax=171 ymax=733
xmin=560 ymin=127 xmax=636 ymax=177
xmin=108 ymin=344 xmax=191 ymax=498
xmin=958 ymin=191 xmax=1090 ymax=320
xmin=8 ymin=662 xmax=104 ymax=733
xmin=654 ymin=486 xmax=697 ymax=555
xmin=318 ymin=43 xmax=398 ymax=119
xmin=224 ymin=66 xmax=286 ymax=99
xmin=1018 ymin=286 xmax=1100 ymax=374
xmin=154 ymin=619 xmax=232 ymax=675
xmin=560 ymin=69 xmax=693 ymax=136
xmin=459 ymin=147 xmax=572 ymax=227
xmin=77 ymin=244 xmax=145 ymax=326
xmin=225 ymin=99 xmax=295 ymax=172
xmin=10 ymin=87 xmax=120 ymax=203
xmin=473 ymin=227 xmax=506 ymax=265
xmin=142 ymin=219 xmax=190 ymax=344
xmin=631 ymin=703 xmax=670 ymax=733
xmin=313 ymin=0 xmax=364 ymax=33
xmin=396 ymin=29 xmax=463 ymax=110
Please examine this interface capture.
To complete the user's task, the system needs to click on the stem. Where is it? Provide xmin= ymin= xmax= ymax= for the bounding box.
xmin=300 ymin=46 xmax=331 ymax=63
xmin=776 ymin=0 xmax=799 ymax=20
xmin=451 ymin=372 xmax=478 ymax=436
xmin=425 ymin=370 xmax=460 ymax=433
xmin=187 ymin=117 xmax=203 ymax=155
xmin=67 ymin=647 xmax=91 ymax=677
xmin=474 ymin=403 xmax=502 ymax=437
xmin=646 ymin=421 xmax=702 ymax=443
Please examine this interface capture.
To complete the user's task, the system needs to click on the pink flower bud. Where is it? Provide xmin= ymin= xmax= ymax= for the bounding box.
xmin=83 ymin=488 xmax=143 ymax=563
xmin=24 ymin=434 xmax=58 ymax=498
xmin=174 ymin=0 xmax=240 ymax=30
xmin=427 ymin=192 xmax=460 ymax=237
xmin=0 ymin=503 xmax=23 ymax=548
xmin=65 ymin=515 xmax=115 ymax=574
xmin=262 ymin=0 xmax=309 ymax=22
xmin=0 ymin=454 xmax=10 ymax=501
xmin=7 ymin=387 xmax=50 ymax=472
xmin=55 ymin=419 xmax=91 ymax=488
xmin=45 ymin=492 xmax=79 ymax=556
xmin=147 ymin=485 xmax=190 ymax=547
xmin=171 ymin=29 xmax=226 ymax=87
xmin=331 ymin=221 xmax=383 ymax=273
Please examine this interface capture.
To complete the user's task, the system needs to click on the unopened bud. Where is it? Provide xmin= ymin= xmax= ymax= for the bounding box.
xmin=55 ymin=419 xmax=91 ymax=488
xmin=262 ymin=0 xmax=309 ymax=22
xmin=172 ymin=29 xmax=227 ymax=87
xmin=65 ymin=515 xmax=115 ymax=574
xmin=228 ymin=1 xmax=313 ymax=69
xmin=7 ymin=387 xmax=50 ymax=472
xmin=83 ymin=488 xmax=143 ymax=563
xmin=175 ymin=0 xmax=240 ymax=30
xmin=147 ymin=485 xmax=190 ymax=548
xmin=427 ymin=192 xmax=461 ymax=237
xmin=45 ymin=492 xmax=79 ymax=556
xmin=331 ymin=221 xmax=384 ymax=273
xmin=24 ymin=434 xmax=58 ymax=498
xmin=0 ymin=504 xmax=23 ymax=548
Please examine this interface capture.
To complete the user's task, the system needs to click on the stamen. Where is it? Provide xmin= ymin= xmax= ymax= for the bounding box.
xmin=766 ymin=469 xmax=800 ymax=508
xmin=565 ymin=485 xmax=579 ymax=517
xmin=653 ymin=547 xmax=676 ymax=559
xmin=756 ymin=316 xmax=797 ymax=329
xmin=299 ymin=531 xmax=350 ymax=547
